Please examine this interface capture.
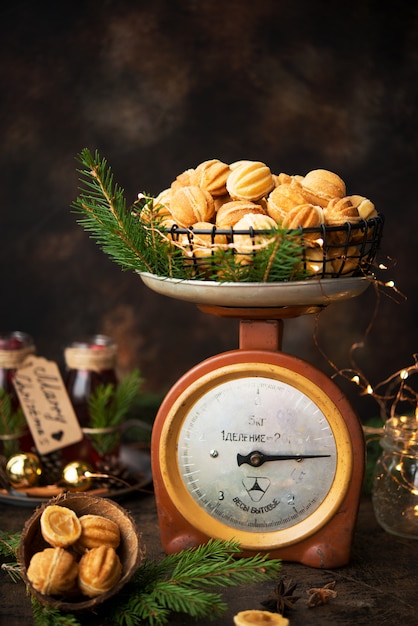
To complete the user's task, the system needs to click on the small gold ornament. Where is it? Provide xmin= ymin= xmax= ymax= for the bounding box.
xmin=61 ymin=461 xmax=93 ymax=491
xmin=6 ymin=452 xmax=42 ymax=488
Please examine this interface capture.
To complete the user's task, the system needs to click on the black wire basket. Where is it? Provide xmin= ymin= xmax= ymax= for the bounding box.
xmin=161 ymin=213 xmax=384 ymax=282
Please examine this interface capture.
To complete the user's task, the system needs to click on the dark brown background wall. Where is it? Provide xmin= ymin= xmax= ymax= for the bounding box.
xmin=1 ymin=0 xmax=417 ymax=420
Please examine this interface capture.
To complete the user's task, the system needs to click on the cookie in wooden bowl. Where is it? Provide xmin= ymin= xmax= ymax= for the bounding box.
xmin=18 ymin=492 xmax=144 ymax=611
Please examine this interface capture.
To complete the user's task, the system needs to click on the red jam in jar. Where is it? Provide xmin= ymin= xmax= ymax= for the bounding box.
xmin=63 ymin=335 xmax=118 ymax=465
xmin=0 ymin=331 xmax=36 ymax=456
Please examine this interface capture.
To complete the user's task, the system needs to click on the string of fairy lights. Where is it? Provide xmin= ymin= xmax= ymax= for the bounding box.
xmin=313 ymin=260 xmax=416 ymax=428
xmin=313 ymin=262 xmax=418 ymax=506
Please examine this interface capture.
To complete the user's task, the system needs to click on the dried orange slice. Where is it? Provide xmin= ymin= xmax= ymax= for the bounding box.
xmin=40 ymin=504 xmax=82 ymax=548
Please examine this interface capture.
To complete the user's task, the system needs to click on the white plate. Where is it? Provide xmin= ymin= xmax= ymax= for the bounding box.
xmin=138 ymin=272 xmax=372 ymax=308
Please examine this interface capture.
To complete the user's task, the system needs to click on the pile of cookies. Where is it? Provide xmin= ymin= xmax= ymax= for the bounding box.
xmin=26 ymin=504 xmax=123 ymax=599
xmin=142 ymin=159 xmax=378 ymax=278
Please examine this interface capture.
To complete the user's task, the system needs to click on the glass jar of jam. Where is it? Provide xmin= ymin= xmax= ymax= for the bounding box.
xmin=63 ymin=334 xmax=118 ymax=465
xmin=0 ymin=331 xmax=36 ymax=456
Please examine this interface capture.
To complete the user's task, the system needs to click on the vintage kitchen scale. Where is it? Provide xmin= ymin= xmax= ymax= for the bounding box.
xmin=138 ymin=214 xmax=384 ymax=568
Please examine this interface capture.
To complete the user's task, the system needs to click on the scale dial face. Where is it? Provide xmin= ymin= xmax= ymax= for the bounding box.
xmin=159 ymin=361 xmax=353 ymax=550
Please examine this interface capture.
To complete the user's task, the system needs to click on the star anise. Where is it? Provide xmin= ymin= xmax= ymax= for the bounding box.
xmin=261 ymin=578 xmax=300 ymax=615
xmin=306 ymin=580 xmax=338 ymax=608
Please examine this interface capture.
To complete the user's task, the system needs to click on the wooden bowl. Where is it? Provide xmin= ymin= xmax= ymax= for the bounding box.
xmin=18 ymin=492 xmax=144 ymax=611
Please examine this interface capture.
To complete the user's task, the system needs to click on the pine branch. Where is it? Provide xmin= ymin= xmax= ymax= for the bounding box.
xmin=71 ymin=148 xmax=308 ymax=282
xmin=88 ymin=369 xmax=143 ymax=428
xmin=0 ymin=530 xmax=21 ymax=558
xmin=88 ymin=383 xmax=114 ymax=428
xmin=0 ymin=389 xmax=27 ymax=435
xmin=110 ymin=369 xmax=144 ymax=426
xmin=0 ymin=531 xmax=22 ymax=584
xmin=1 ymin=563 xmax=23 ymax=583
xmin=208 ymin=231 xmax=306 ymax=283
xmin=139 ymin=583 xmax=227 ymax=623
xmin=87 ymin=369 xmax=143 ymax=455
xmin=4 ymin=530 xmax=281 ymax=626
xmin=72 ymin=148 xmax=155 ymax=273
xmin=116 ymin=593 xmax=171 ymax=626
xmin=108 ymin=539 xmax=282 ymax=626
xmin=170 ymin=551 xmax=282 ymax=591
xmin=31 ymin=598 xmax=81 ymax=626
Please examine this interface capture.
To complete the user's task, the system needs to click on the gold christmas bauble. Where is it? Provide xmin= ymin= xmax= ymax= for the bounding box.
xmin=62 ymin=461 xmax=93 ymax=491
xmin=6 ymin=453 xmax=42 ymax=488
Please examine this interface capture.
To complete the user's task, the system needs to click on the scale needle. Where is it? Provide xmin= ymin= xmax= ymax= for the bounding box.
xmin=237 ymin=450 xmax=331 ymax=467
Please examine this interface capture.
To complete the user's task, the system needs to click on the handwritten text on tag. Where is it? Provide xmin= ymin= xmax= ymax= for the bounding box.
xmin=13 ymin=356 xmax=83 ymax=455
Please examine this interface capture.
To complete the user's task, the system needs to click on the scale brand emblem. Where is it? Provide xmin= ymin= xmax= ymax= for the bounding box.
xmin=242 ymin=476 xmax=270 ymax=502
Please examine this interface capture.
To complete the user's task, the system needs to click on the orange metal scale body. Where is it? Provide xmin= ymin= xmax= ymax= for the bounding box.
xmin=151 ymin=316 xmax=365 ymax=568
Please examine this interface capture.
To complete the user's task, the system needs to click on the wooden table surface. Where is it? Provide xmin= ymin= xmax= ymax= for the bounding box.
xmin=0 ymin=491 xmax=417 ymax=625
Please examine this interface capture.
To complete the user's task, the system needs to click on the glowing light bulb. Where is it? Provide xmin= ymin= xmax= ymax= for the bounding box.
xmin=400 ymin=370 xmax=409 ymax=380
xmin=351 ymin=375 xmax=360 ymax=385
xmin=366 ymin=384 xmax=373 ymax=395
xmin=385 ymin=280 xmax=395 ymax=288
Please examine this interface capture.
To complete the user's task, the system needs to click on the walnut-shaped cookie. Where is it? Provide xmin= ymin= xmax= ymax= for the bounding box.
xmin=27 ymin=547 xmax=79 ymax=596
xmin=78 ymin=545 xmax=122 ymax=598
xmin=73 ymin=514 xmax=121 ymax=553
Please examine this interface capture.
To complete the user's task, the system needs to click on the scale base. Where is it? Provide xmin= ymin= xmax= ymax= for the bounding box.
xmin=153 ymin=495 xmax=360 ymax=568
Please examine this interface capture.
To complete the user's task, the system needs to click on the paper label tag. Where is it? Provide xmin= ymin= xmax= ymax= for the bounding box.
xmin=13 ymin=356 xmax=83 ymax=455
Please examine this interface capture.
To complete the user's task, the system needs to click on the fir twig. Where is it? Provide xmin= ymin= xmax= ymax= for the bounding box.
xmin=3 ymin=531 xmax=281 ymax=626
xmin=72 ymin=149 xmax=184 ymax=277
xmin=1 ymin=563 xmax=23 ymax=583
xmin=88 ymin=369 xmax=143 ymax=455
xmin=71 ymin=148 xmax=308 ymax=282
xmin=31 ymin=597 xmax=81 ymax=626
xmin=0 ymin=389 xmax=27 ymax=456
xmin=0 ymin=530 xmax=22 ymax=584
xmin=0 ymin=529 xmax=21 ymax=558
xmin=107 ymin=539 xmax=282 ymax=626
xmin=72 ymin=148 xmax=151 ymax=272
